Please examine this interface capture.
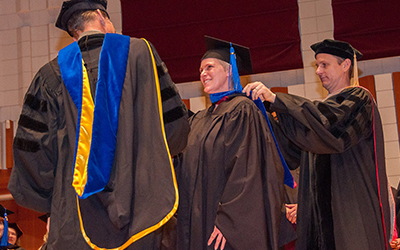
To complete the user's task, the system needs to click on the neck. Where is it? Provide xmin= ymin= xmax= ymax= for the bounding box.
xmin=327 ymin=77 xmax=350 ymax=95
xmin=74 ymin=21 xmax=106 ymax=40
xmin=78 ymin=30 xmax=104 ymax=40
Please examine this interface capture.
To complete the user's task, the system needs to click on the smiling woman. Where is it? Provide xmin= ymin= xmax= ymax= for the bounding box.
xmin=199 ymin=58 xmax=230 ymax=94
xmin=175 ymin=36 xmax=288 ymax=250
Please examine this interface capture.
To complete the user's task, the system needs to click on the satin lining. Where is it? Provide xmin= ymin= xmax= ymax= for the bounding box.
xmin=72 ymin=59 xmax=93 ymax=197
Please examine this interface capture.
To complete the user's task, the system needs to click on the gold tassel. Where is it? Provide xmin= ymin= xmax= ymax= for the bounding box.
xmin=352 ymin=52 xmax=359 ymax=86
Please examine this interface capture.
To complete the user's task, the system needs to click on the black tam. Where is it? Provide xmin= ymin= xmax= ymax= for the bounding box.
xmin=311 ymin=39 xmax=362 ymax=65
xmin=55 ymin=0 xmax=108 ymax=36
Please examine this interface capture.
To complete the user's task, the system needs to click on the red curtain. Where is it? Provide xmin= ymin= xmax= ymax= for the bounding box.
xmin=333 ymin=0 xmax=400 ymax=61
xmin=120 ymin=1 xmax=302 ymax=83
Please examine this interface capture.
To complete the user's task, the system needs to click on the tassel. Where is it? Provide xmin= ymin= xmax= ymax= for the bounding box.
xmin=230 ymin=43 xmax=242 ymax=92
xmin=0 ymin=212 xmax=8 ymax=246
xmin=352 ymin=52 xmax=359 ymax=86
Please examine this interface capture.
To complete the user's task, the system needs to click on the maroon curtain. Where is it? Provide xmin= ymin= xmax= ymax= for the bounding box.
xmin=120 ymin=1 xmax=302 ymax=83
xmin=333 ymin=0 xmax=400 ymax=60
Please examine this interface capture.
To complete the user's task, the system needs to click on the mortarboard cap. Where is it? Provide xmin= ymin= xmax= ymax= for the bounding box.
xmin=55 ymin=0 xmax=109 ymax=36
xmin=7 ymin=223 xmax=23 ymax=239
xmin=0 ymin=205 xmax=13 ymax=218
xmin=0 ymin=205 xmax=16 ymax=249
xmin=310 ymin=39 xmax=362 ymax=65
xmin=38 ymin=213 xmax=50 ymax=223
xmin=202 ymin=36 xmax=253 ymax=75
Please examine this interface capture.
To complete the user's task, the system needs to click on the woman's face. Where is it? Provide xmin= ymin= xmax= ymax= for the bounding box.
xmin=0 ymin=219 xmax=4 ymax=238
xmin=8 ymin=228 xmax=17 ymax=245
xmin=200 ymin=58 xmax=230 ymax=94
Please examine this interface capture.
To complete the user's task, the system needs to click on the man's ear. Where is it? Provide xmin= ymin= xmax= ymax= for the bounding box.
xmin=96 ymin=9 xmax=106 ymax=26
xmin=342 ymin=58 xmax=351 ymax=71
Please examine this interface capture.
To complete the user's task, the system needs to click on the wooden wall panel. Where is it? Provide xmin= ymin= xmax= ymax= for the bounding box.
xmin=359 ymin=75 xmax=376 ymax=101
xmin=271 ymin=86 xmax=288 ymax=94
xmin=5 ymin=120 xmax=14 ymax=169
xmin=182 ymin=99 xmax=190 ymax=110
xmin=0 ymin=169 xmax=12 ymax=195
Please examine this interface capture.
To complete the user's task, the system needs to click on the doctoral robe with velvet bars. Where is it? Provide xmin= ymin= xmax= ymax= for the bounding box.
xmin=267 ymin=87 xmax=394 ymax=250
xmin=8 ymin=33 xmax=189 ymax=249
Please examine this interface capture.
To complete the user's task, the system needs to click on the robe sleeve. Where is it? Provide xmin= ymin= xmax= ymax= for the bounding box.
xmin=148 ymin=42 xmax=189 ymax=156
xmin=214 ymin=101 xmax=283 ymax=249
xmin=267 ymin=113 xmax=301 ymax=170
xmin=269 ymin=87 xmax=374 ymax=154
xmin=8 ymin=61 xmax=60 ymax=213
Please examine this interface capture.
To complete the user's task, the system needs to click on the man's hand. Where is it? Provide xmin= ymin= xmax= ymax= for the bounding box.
xmin=391 ymin=238 xmax=400 ymax=250
xmin=208 ymin=226 xmax=227 ymax=250
xmin=242 ymin=81 xmax=276 ymax=103
xmin=285 ymin=204 xmax=298 ymax=224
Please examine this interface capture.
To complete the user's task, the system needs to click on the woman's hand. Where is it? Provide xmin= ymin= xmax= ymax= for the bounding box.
xmin=208 ymin=226 xmax=227 ymax=250
xmin=285 ymin=203 xmax=298 ymax=224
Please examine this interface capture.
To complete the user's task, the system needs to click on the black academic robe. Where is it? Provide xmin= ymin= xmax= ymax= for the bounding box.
xmin=177 ymin=94 xmax=285 ymax=250
xmin=8 ymin=34 xmax=189 ymax=249
xmin=268 ymin=87 xmax=393 ymax=250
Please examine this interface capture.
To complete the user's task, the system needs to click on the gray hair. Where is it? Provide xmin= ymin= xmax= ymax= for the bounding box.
xmin=67 ymin=9 xmax=108 ymax=37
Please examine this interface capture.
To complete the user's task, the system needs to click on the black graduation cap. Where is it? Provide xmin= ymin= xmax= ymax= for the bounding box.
xmin=7 ymin=223 xmax=23 ymax=239
xmin=201 ymin=36 xmax=253 ymax=75
xmin=55 ymin=0 xmax=109 ymax=36
xmin=0 ymin=205 xmax=18 ymax=249
xmin=38 ymin=213 xmax=50 ymax=223
xmin=310 ymin=39 xmax=362 ymax=65
xmin=0 ymin=205 xmax=13 ymax=218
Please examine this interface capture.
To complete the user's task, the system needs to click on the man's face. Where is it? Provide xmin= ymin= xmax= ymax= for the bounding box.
xmin=200 ymin=58 xmax=230 ymax=94
xmin=8 ymin=228 xmax=17 ymax=245
xmin=315 ymin=53 xmax=350 ymax=93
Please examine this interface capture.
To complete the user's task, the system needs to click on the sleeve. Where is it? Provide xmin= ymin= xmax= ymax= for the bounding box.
xmin=149 ymin=42 xmax=189 ymax=156
xmin=267 ymin=113 xmax=301 ymax=170
xmin=215 ymin=101 xmax=283 ymax=250
xmin=269 ymin=87 xmax=374 ymax=154
xmin=8 ymin=62 xmax=59 ymax=213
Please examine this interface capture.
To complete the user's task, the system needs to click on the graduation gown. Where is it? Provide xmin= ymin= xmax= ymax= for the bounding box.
xmin=8 ymin=33 xmax=189 ymax=249
xmin=177 ymin=94 xmax=285 ymax=250
xmin=268 ymin=87 xmax=393 ymax=250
